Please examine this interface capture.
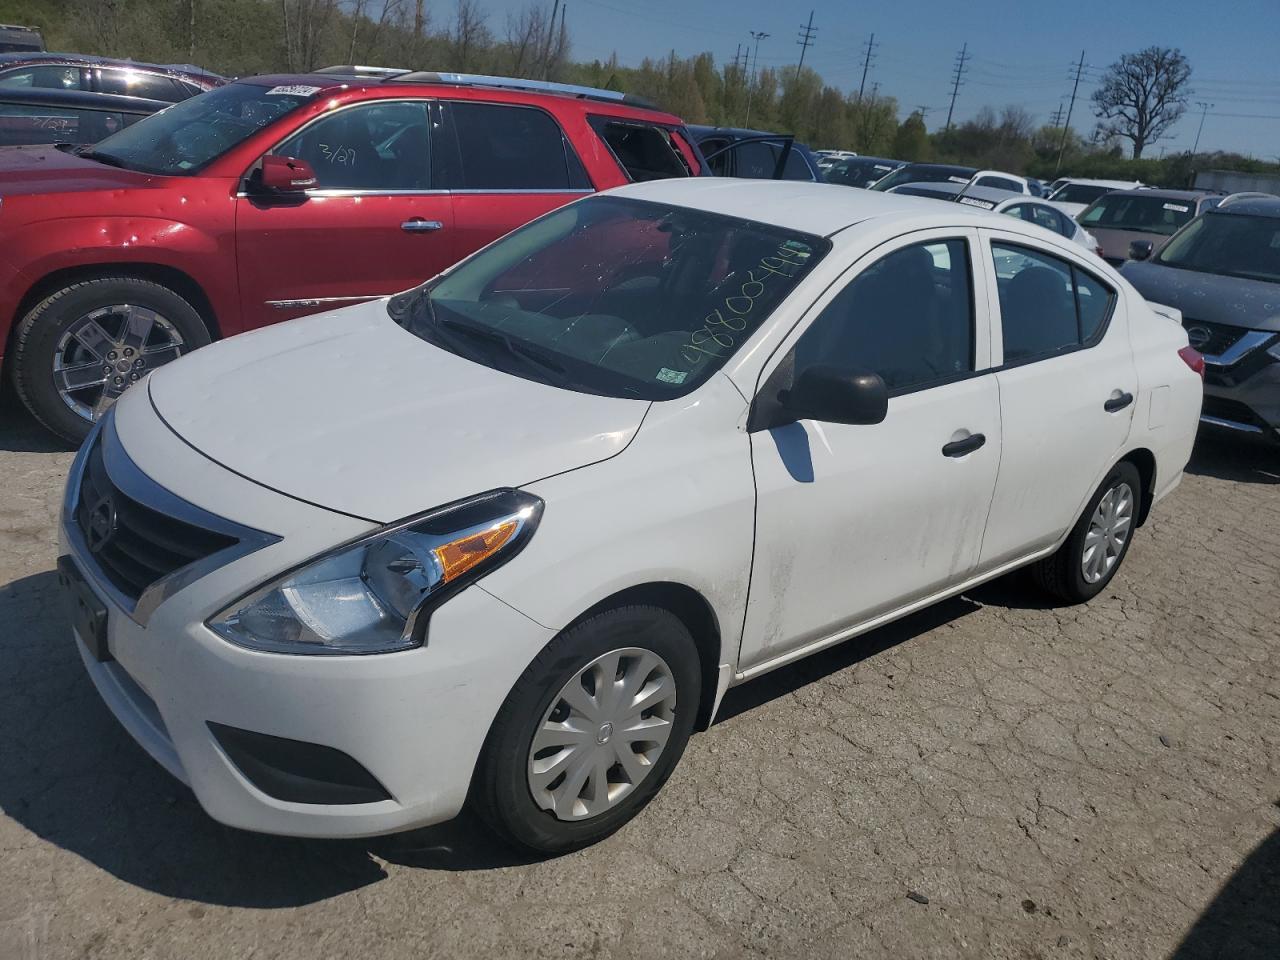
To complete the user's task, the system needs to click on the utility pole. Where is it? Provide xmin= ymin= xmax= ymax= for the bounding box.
xmin=1050 ymin=102 xmax=1065 ymax=128
xmin=915 ymin=104 xmax=930 ymax=122
xmin=1192 ymin=101 xmax=1214 ymax=155
xmin=794 ymin=11 xmax=816 ymax=83
xmin=857 ymin=32 xmax=878 ymax=102
xmin=1055 ymin=50 xmax=1086 ymax=174
xmin=944 ymin=42 xmax=968 ymax=131
xmin=745 ymin=30 xmax=769 ymax=126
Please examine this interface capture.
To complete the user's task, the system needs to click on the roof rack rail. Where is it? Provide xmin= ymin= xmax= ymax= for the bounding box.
xmin=312 ymin=65 xmax=410 ymax=78
xmin=386 ymin=71 xmax=655 ymax=108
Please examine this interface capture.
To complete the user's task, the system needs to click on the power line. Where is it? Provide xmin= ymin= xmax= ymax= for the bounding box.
xmin=857 ymin=32 xmax=878 ymax=102
xmin=1056 ymin=50 xmax=1086 ymax=175
xmin=794 ymin=11 xmax=817 ymax=83
xmin=945 ymin=42 xmax=969 ymax=130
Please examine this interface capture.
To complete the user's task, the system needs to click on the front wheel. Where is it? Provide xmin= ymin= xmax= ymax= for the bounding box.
xmin=1032 ymin=461 xmax=1142 ymax=603
xmin=472 ymin=605 xmax=701 ymax=854
xmin=11 ymin=277 xmax=211 ymax=443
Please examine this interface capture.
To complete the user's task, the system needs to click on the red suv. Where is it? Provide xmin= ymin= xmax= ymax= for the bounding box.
xmin=0 ymin=71 xmax=703 ymax=440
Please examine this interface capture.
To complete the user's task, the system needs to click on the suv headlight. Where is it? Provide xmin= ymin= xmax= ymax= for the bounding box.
xmin=208 ymin=489 xmax=542 ymax=655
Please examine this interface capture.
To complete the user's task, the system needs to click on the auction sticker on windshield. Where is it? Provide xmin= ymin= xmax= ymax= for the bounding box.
xmin=265 ymin=85 xmax=322 ymax=97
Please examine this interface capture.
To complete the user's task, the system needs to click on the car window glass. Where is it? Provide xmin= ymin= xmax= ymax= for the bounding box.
xmin=589 ymin=118 xmax=691 ymax=182
xmin=993 ymin=242 xmax=1115 ymax=362
xmin=772 ymin=144 xmax=813 ymax=180
xmin=95 ymin=69 xmax=190 ymax=102
xmin=791 ymin=239 xmax=974 ymax=393
xmin=0 ymin=65 xmax=81 ymax=90
xmin=448 ymin=101 xmax=588 ymax=190
xmin=699 ymin=137 xmax=731 ymax=176
xmin=1001 ymin=203 xmax=1034 ymax=223
xmin=733 ymin=141 xmax=776 ymax=178
xmin=1030 ymin=204 xmax=1065 ymax=234
xmin=276 ymin=101 xmax=431 ymax=190
xmin=0 ymin=102 xmax=133 ymax=145
xmin=978 ymin=176 xmax=1019 ymax=192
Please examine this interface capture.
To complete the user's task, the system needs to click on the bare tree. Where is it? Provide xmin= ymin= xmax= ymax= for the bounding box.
xmin=451 ymin=0 xmax=490 ymax=71
xmin=281 ymin=0 xmax=340 ymax=71
xmin=413 ymin=0 xmax=427 ymax=38
xmin=1092 ymin=47 xmax=1192 ymax=159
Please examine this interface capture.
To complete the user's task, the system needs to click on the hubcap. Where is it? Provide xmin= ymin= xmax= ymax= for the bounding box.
xmin=53 ymin=304 xmax=186 ymax=423
xmin=1082 ymin=481 xmax=1134 ymax=584
xmin=528 ymin=647 xmax=677 ymax=822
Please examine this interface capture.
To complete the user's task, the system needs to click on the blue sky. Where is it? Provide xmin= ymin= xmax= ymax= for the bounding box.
xmin=474 ymin=0 xmax=1280 ymax=157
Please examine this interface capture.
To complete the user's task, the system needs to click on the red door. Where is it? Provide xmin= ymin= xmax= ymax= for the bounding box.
xmin=235 ymin=99 xmax=457 ymax=329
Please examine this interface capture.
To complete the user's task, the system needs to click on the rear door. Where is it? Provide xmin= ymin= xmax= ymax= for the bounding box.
xmin=977 ymin=230 xmax=1137 ymax=569
xmin=439 ymin=99 xmax=594 ymax=260
xmin=234 ymin=98 xmax=456 ymax=329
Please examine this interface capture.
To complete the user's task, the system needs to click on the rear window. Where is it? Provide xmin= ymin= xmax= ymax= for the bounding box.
xmin=1049 ymin=183 xmax=1114 ymax=205
xmin=871 ymin=164 xmax=974 ymax=192
xmin=588 ymin=116 xmax=692 ymax=182
xmin=447 ymin=101 xmax=591 ymax=190
xmin=1078 ymin=194 xmax=1195 ymax=236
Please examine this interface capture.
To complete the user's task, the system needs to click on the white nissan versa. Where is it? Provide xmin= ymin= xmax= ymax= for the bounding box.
xmin=59 ymin=180 xmax=1203 ymax=853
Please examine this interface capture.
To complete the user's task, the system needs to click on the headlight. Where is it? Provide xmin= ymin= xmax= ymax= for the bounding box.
xmin=208 ymin=489 xmax=542 ymax=655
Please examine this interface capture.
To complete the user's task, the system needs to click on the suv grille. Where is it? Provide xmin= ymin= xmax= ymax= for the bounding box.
xmin=75 ymin=436 xmax=239 ymax=600
xmin=1182 ymin=317 xmax=1246 ymax=358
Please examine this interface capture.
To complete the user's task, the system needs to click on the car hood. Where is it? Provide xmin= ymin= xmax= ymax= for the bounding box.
xmin=0 ymin=144 xmax=152 ymax=197
xmin=1120 ymin=260 xmax=1280 ymax=332
xmin=145 ymin=301 xmax=650 ymax=522
xmin=1090 ymin=226 xmax=1176 ymax=262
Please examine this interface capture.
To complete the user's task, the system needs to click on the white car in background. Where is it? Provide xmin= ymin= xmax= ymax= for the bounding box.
xmin=969 ymin=169 xmax=1033 ymax=194
xmin=1047 ymin=178 xmax=1145 ymax=218
xmin=58 ymin=180 xmax=1202 ymax=854
xmin=886 ymin=181 xmax=1102 ymax=253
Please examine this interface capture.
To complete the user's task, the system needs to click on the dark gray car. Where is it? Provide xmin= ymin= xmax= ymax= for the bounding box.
xmin=1121 ymin=196 xmax=1280 ymax=442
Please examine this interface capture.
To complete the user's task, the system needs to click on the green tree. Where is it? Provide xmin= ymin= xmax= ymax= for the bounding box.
xmin=892 ymin=111 xmax=930 ymax=161
xmin=1091 ymin=46 xmax=1192 ymax=159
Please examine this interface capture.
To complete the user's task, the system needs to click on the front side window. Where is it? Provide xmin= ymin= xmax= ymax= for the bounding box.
xmin=94 ymin=68 xmax=192 ymax=102
xmin=0 ymin=65 xmax=81 ymax=90
xmin=790 ymin=239 xmax=975 ymax=394
xmin=591 ymin=118 xmax=692 ymax=182
xmin=394 ymin=195 xmax=826 ymax=400
xmin=82 ymin=81 xmax=313 ymax=175
xmin=993 ymin=243 xmax=1116 ymax=363
xmin=1078 ymin=194 xmax=1195 ymax=236
xmin=446 ymin=101 xmax=589 ymax=190
xmin=0 ymin=102 xmax=134 ymax=145
xmin=1156 ymin=212 xmax=1280 ymax=284
xmin=276 ymin=101 xmax=430 ymax=190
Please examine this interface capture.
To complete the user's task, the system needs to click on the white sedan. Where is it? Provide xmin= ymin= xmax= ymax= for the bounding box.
xmin=58 ymin=180 xmax=1203 ymax=853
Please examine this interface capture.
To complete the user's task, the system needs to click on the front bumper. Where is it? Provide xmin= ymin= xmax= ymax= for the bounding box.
xmin=60 ymin=399 xmax=555 ymax=839
xmin=1200 ymin=339 xmax=1280 ymax=443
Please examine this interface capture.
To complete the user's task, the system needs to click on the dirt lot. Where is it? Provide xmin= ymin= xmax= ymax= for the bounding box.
xmin=0 ymin=399 xmax=1276 ymax=960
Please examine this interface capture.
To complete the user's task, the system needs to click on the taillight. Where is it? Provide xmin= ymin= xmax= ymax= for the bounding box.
xmin=1095 ymin=244 xmax=1105 ymax=257
xmin=1178 ymin=345 xmax=1205 ymax=379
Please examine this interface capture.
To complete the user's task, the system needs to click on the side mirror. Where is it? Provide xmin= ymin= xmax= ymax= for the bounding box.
xmin=786 ymin=366 xmax=888 ymax=426
xmin=253 ymin=155 xmax=317 ymax=196
xmin=1129 ymin=240 xmax=1154 ymax=261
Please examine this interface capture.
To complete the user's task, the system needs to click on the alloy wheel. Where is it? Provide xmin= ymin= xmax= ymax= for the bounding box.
xmin=1081 ymin=481 xmax=1134 ymax=584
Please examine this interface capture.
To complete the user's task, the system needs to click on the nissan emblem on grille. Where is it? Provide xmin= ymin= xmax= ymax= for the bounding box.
xmin=85 ymin=492 xmax=118 ymax=554
xmin=1185 ymin=326 xmax=1211 ymax=350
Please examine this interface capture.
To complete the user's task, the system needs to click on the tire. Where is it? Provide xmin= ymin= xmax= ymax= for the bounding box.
xmin=472 ymin=605 xmax=702 ymax=855
xmin=11 ymin=277 xmax=211 ymax=444
xmin=1032 ymin=460 xmax=1142 ymax=604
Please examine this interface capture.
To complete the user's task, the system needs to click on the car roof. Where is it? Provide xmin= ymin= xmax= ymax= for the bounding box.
xmin=1215 ymin=195 xmax=1280 ymax=217
xmin=1057 ymin=177 xmax=1142 ymax=188
xmin=609 ymin=178 xmax=1027 ymax=238
xmin=895 ymin=181 xmax=1023 ymax=203
xmin=0 ymin=52 xmax=222 ymax=81
xmin=1100 ymin=188 xmax=1209 ymax=202
xmin=0 ymin=86 xmax=167 ymax=110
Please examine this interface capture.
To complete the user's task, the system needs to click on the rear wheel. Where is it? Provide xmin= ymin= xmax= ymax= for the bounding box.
xmin=472 ymin=605 xmax=701 ymax=854
xmin=1032 ymin=461 xmax=1142 ymax=603
xmin=11 ymin=277 xmax=210 ymax=443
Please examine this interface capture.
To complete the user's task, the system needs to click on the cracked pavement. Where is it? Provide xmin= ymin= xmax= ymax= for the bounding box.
xmin=0 ymin=401 xmax=1277 ymax=960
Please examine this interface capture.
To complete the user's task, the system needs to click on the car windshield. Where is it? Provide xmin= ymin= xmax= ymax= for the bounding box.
xmin=1156 ymin=212 xmax=1280 ymax=284
xmin=893 ymin=184 xmax=957 ymax=201
xmin=1078 ymin=194 xmax=1195 ymax=236
xmin=1049 ymin=183 xmax=1116 ymax=205
xmin=871 ymin=164 xmax=974 ymax=192
xmin=395 ymin=195 xmax=827 ymax=400
xmin=80 ymin=82 xmax=314 ymax=175
xmin=826 ymin=158 xmax=898 ymax=188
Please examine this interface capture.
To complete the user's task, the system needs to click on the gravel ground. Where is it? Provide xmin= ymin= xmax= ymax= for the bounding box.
xmin=0 ymin=399 xmax=1277 ymax=960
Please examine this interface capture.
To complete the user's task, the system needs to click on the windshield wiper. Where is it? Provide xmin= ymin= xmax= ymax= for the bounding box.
xmin=434 ymin=315 xmax=568 ymax=379
xmin=77 ymin=149 xmax=129 ymax=170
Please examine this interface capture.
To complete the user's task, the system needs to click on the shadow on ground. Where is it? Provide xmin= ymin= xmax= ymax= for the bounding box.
xmin=1171 ymin=825 xmax=1280 ymax=959
xmin=0 ymin=397 xmax=73 ymax=454
xmin=1186 ymin=432 xmax=1279 ymax=485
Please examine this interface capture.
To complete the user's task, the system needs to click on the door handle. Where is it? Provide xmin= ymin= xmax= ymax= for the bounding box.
xmin=1104 ymin=391 xmax=1134 ymax=413
xmin=401 ymin=219 xmax=444 ymax=232
xmin=942 ymin=433 xmax=986 ymax=458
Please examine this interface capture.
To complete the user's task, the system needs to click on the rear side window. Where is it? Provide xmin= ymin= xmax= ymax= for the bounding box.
xmin=791 ymin=238 xmax=975 ymax=393
xmin=992 ymin=243 xmax=1116 ymax=363
xmin=589 ymin=117 xmax=692 ymax=182
xmin=0 ymin=65 xmax=82 ymax=90
xmin=447 ymin=101 xmax=590 ymax=190
xmin=94 ymin=69 xmax=193 ymax=102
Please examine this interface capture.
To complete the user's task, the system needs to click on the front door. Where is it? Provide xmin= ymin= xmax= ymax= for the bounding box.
xmin=235 ymin=99 xmax=455 ymax=329
xmin=740 ymin=230 xmax=1002 ymax=672
xmin=976 ymin=231 xmax=1138 ymax=568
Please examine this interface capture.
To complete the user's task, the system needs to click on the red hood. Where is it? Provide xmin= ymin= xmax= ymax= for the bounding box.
xmin=0 ymin=145 xmax=152 ymax=198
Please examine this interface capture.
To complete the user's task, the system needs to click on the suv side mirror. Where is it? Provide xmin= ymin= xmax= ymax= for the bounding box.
xmin=786 ymin=367 xmax=888 ymax=426
xmin=1129 ymin=240 xmax=1154 ymax=261
xmin=253 ymin=155 xmax=317 ymax=196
